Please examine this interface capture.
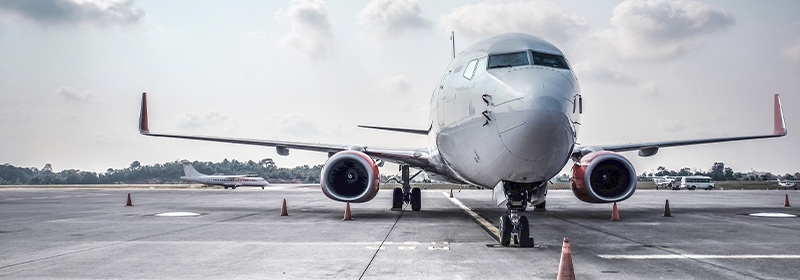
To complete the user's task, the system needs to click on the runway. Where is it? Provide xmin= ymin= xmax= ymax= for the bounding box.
xmin=1 ymin=187 xmax=799 ymax=279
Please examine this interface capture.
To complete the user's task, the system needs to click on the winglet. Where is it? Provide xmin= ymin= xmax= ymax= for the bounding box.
xmin=774 ymin=94 xmax=787 ymax=136
xmin=139 ymin=92 xmax=150 ymax=134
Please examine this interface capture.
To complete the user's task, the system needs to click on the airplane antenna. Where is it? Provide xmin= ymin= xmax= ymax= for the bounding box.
xmin=450 ymin=31 xmax=455 ymax=59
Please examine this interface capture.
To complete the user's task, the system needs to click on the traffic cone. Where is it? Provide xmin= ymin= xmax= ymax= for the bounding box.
xmin=557 ymin=237 xmax=575 ymax=280
xmin=450 ymin=189 xmax=454 ymax=198
xmin=125 ymin=193 xmax=133 ymax=206
xmin=280 ymin=199 xmax=288 ymax=216
xmin=785 ymin=194 xmax=791 ymax=207
xmin=343 ymin=202 xmax=353 ymax=221
xmin=663 ymin=199 xmax=672 ymax=217
xmin=611 ymin=202 xmax=620 ymax=221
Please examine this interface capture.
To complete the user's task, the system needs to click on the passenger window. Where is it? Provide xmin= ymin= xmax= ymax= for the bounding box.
xmin=531 ymin=52 xmax=570 ymax=70
xmin=463 ymin=59 xmax=478 ymax=80
xmin=488 ymin=52 xmax=528 ymax=69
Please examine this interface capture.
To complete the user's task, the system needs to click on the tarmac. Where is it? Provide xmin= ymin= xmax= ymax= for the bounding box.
xmin=1 ymin=187 xmax=799 ymax=279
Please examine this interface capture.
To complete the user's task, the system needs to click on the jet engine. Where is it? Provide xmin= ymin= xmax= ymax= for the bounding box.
xmin=320 ymin=151 xmax=380 ymax=203
xmin=570 ymin=151 xmax=636 ymax=203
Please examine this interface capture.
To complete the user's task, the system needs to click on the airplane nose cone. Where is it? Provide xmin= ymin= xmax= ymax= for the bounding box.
xmin=492 ymin=68 xmax=576 ymax=163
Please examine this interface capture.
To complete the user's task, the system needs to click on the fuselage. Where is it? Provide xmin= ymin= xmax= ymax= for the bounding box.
xmin=181 ymin=175 xmax=270 ymax=187
xmin=426 ymin=33 xmax=580 ymax=188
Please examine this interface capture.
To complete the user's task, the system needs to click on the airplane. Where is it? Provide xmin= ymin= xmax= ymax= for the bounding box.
xmin=778 ymin=180 xmax=797 ymax=190
xmin=653 ymin=176 xmax=679 ymax=190
xmin=179 ymin=159 xmax=270 ymax=189
xmin=138 ymin=33 xmax=787 ymax=247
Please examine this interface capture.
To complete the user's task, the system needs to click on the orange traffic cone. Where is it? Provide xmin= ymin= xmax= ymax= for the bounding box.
xmin=557 ymin=237 xmax=575 ymax=280
xmin=125 ymin=193 xmax=133 ymax=206
xmin=611 ymin=202 xmax=620 ymax=221
xmin=664 ymin=199 xmax=672 ymax=217
xmin=450 ymin=189 xmax=454 ymax=198
xmin=280 ymin=199 xmax=288 ymax=216
xmin=343 ymin=202 xmax=353 ymax=221
xmin=785 ymin=194 xmax=791 ymax=207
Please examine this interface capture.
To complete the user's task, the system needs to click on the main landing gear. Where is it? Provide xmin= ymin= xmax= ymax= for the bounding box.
xmin=497 ymin=181 xmax=546 ymax=247
xmin=391 ymin=165 xmax=423 ymax=211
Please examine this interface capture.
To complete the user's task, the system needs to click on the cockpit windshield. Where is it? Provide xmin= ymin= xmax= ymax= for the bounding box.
xmin=531 ymin=52 xmax=570 ymax=70
xmin=488 ymin=52 xmax=529 ymax=69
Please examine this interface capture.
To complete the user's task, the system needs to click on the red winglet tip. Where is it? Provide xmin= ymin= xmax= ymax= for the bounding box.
xmin=139 ymin=92 xmax=150 ymax=134
xmin=773 ymin=94 xmax=786 ymax=136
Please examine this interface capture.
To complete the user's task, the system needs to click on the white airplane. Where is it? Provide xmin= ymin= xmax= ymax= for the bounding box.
xmin=778 ymin=180 xmax=796 ymax=189
xmin=653 ymin=176 xmax=678 ymax=190
xmin=179 ymin=159 xmax=270 ymax=189
xmin=138 ymin=33 xmax=786 ymax=247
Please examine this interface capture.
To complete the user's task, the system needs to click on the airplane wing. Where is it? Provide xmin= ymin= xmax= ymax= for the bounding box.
xmin=573 ymin=94 xmax=787 ymax=158
xmin=138 ymin=93 xmax=431 ymax=169
xmin=357 ymin=124 xmax=430 ymax=135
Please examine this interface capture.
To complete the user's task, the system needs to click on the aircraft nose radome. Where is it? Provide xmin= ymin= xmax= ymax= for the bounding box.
xmin=496 ymin=96 xmax=573 ymax=162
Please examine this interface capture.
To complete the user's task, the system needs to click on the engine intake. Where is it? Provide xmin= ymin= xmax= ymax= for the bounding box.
xmin=571 ymin=151 xmax=636 ymax=203
xmin=320 ymin=151 xmax=380 ymax=203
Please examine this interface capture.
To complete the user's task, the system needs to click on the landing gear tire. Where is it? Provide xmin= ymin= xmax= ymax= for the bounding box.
xmin=499 ymin=215 xmax=512 ymax=246
xmin=262 ymin=186 xmax=265 ymax=189
xmin=392 ymin=188 xmax=403 ymax=209
xmin=231 ymin=186 xmax=237 ymax=190
xmin=518 ymin=216 xmax=534 ymax=247
xmin=411 ymin=187 xmax=421 ymax=211
xmin=224 ymin=186 xmax=228 ymax=189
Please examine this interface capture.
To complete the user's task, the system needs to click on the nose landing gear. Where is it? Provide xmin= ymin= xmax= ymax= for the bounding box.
xmin=499 ymin=210 xmax=534 ymax=247
xmin=497 ymin=180 xmax=545 ymax=247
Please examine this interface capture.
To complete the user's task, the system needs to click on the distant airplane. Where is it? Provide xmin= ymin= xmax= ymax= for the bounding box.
xmin=180 ymin=160 xmax=269 ymax=189
xmin=778 ymin=180 xmax=797 ymax=189
xmin=653 ymin=176 xmax=679 ymax=190
xmin=139 ymin=33 xmax=786 ymax=247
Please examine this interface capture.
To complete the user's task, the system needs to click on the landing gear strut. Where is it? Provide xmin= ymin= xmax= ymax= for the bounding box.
xmin=497 ymin=181 xmax=545 ymax=247
xmin=391 ymin=165 xmax=423 ymax=211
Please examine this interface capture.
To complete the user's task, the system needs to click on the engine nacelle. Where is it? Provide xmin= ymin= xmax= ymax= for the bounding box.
xmin=571 ymin=151 xmax=636 ymax=203
xmin=320 ymin=151 xmax=380 ymax=203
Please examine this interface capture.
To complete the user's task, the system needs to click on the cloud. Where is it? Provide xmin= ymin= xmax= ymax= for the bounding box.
xmin=175 ymin=110 xmax=230 ymax=129
xmin=376 ymin=74 xmax=413 ymax=94
xmin=439 ymin=1 xmax=588 ymax=45
xmin=573 ymin=61 xmax=637 ymax=85
xmin=267 ymin=112 xmax=318 ymax=136
xmin=598 ymin=0 xmax=735 ymax=60
xmin=0 ymin=0 xmax=145 ymax=26
xmin=780 ymin=37 xmax=800 ymax=63
xmin=54 ymin=86 xmax=97 ymax=102
xmin=276 ymin=0 xmax=335 ymax=61
xmin=0 ymin=106 xmax=31 ymax=123
xmin=573 ymin=61 xmax=661 ymax=96
xmin=357 ymin=0 xmax=431 ymax=36
xmin=658 ymin=119 xmax=685 ymax=132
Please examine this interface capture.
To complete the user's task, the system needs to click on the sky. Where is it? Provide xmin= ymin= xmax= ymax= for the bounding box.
xmin=0 ymin=0 xmax=798 ymax=178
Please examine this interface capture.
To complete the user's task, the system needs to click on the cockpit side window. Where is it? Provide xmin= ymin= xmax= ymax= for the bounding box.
xmin=531 ymin=52 xmax=570 ymax=70
xmin=488 ymin=52 xmax=528 ymax=69
xmin=463 ymin=59 xmax=478 ymax=80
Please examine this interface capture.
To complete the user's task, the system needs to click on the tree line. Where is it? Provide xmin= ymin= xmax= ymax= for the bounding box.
xmin=0 ymin=159 xmax=323 ymax=185
xmin=646 ymin=162 xmax=799 ymax=181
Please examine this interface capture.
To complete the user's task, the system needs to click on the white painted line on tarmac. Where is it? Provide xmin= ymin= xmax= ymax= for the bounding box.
xmin=443 ymin=192 xmax=499 ymax=239
xmin=155 ymin=212 xmax=201 ymax=217
xmin=749 ymin=213 xmax=797 ymax=218
xmin=598 ymin=254 xmax=800 ymax=259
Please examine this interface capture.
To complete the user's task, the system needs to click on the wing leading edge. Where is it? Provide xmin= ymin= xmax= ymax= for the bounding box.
xmin=138 ymin=93 xmax=431 ymax=169
xmin=574 ymin=94 xmax=787 ymax=158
